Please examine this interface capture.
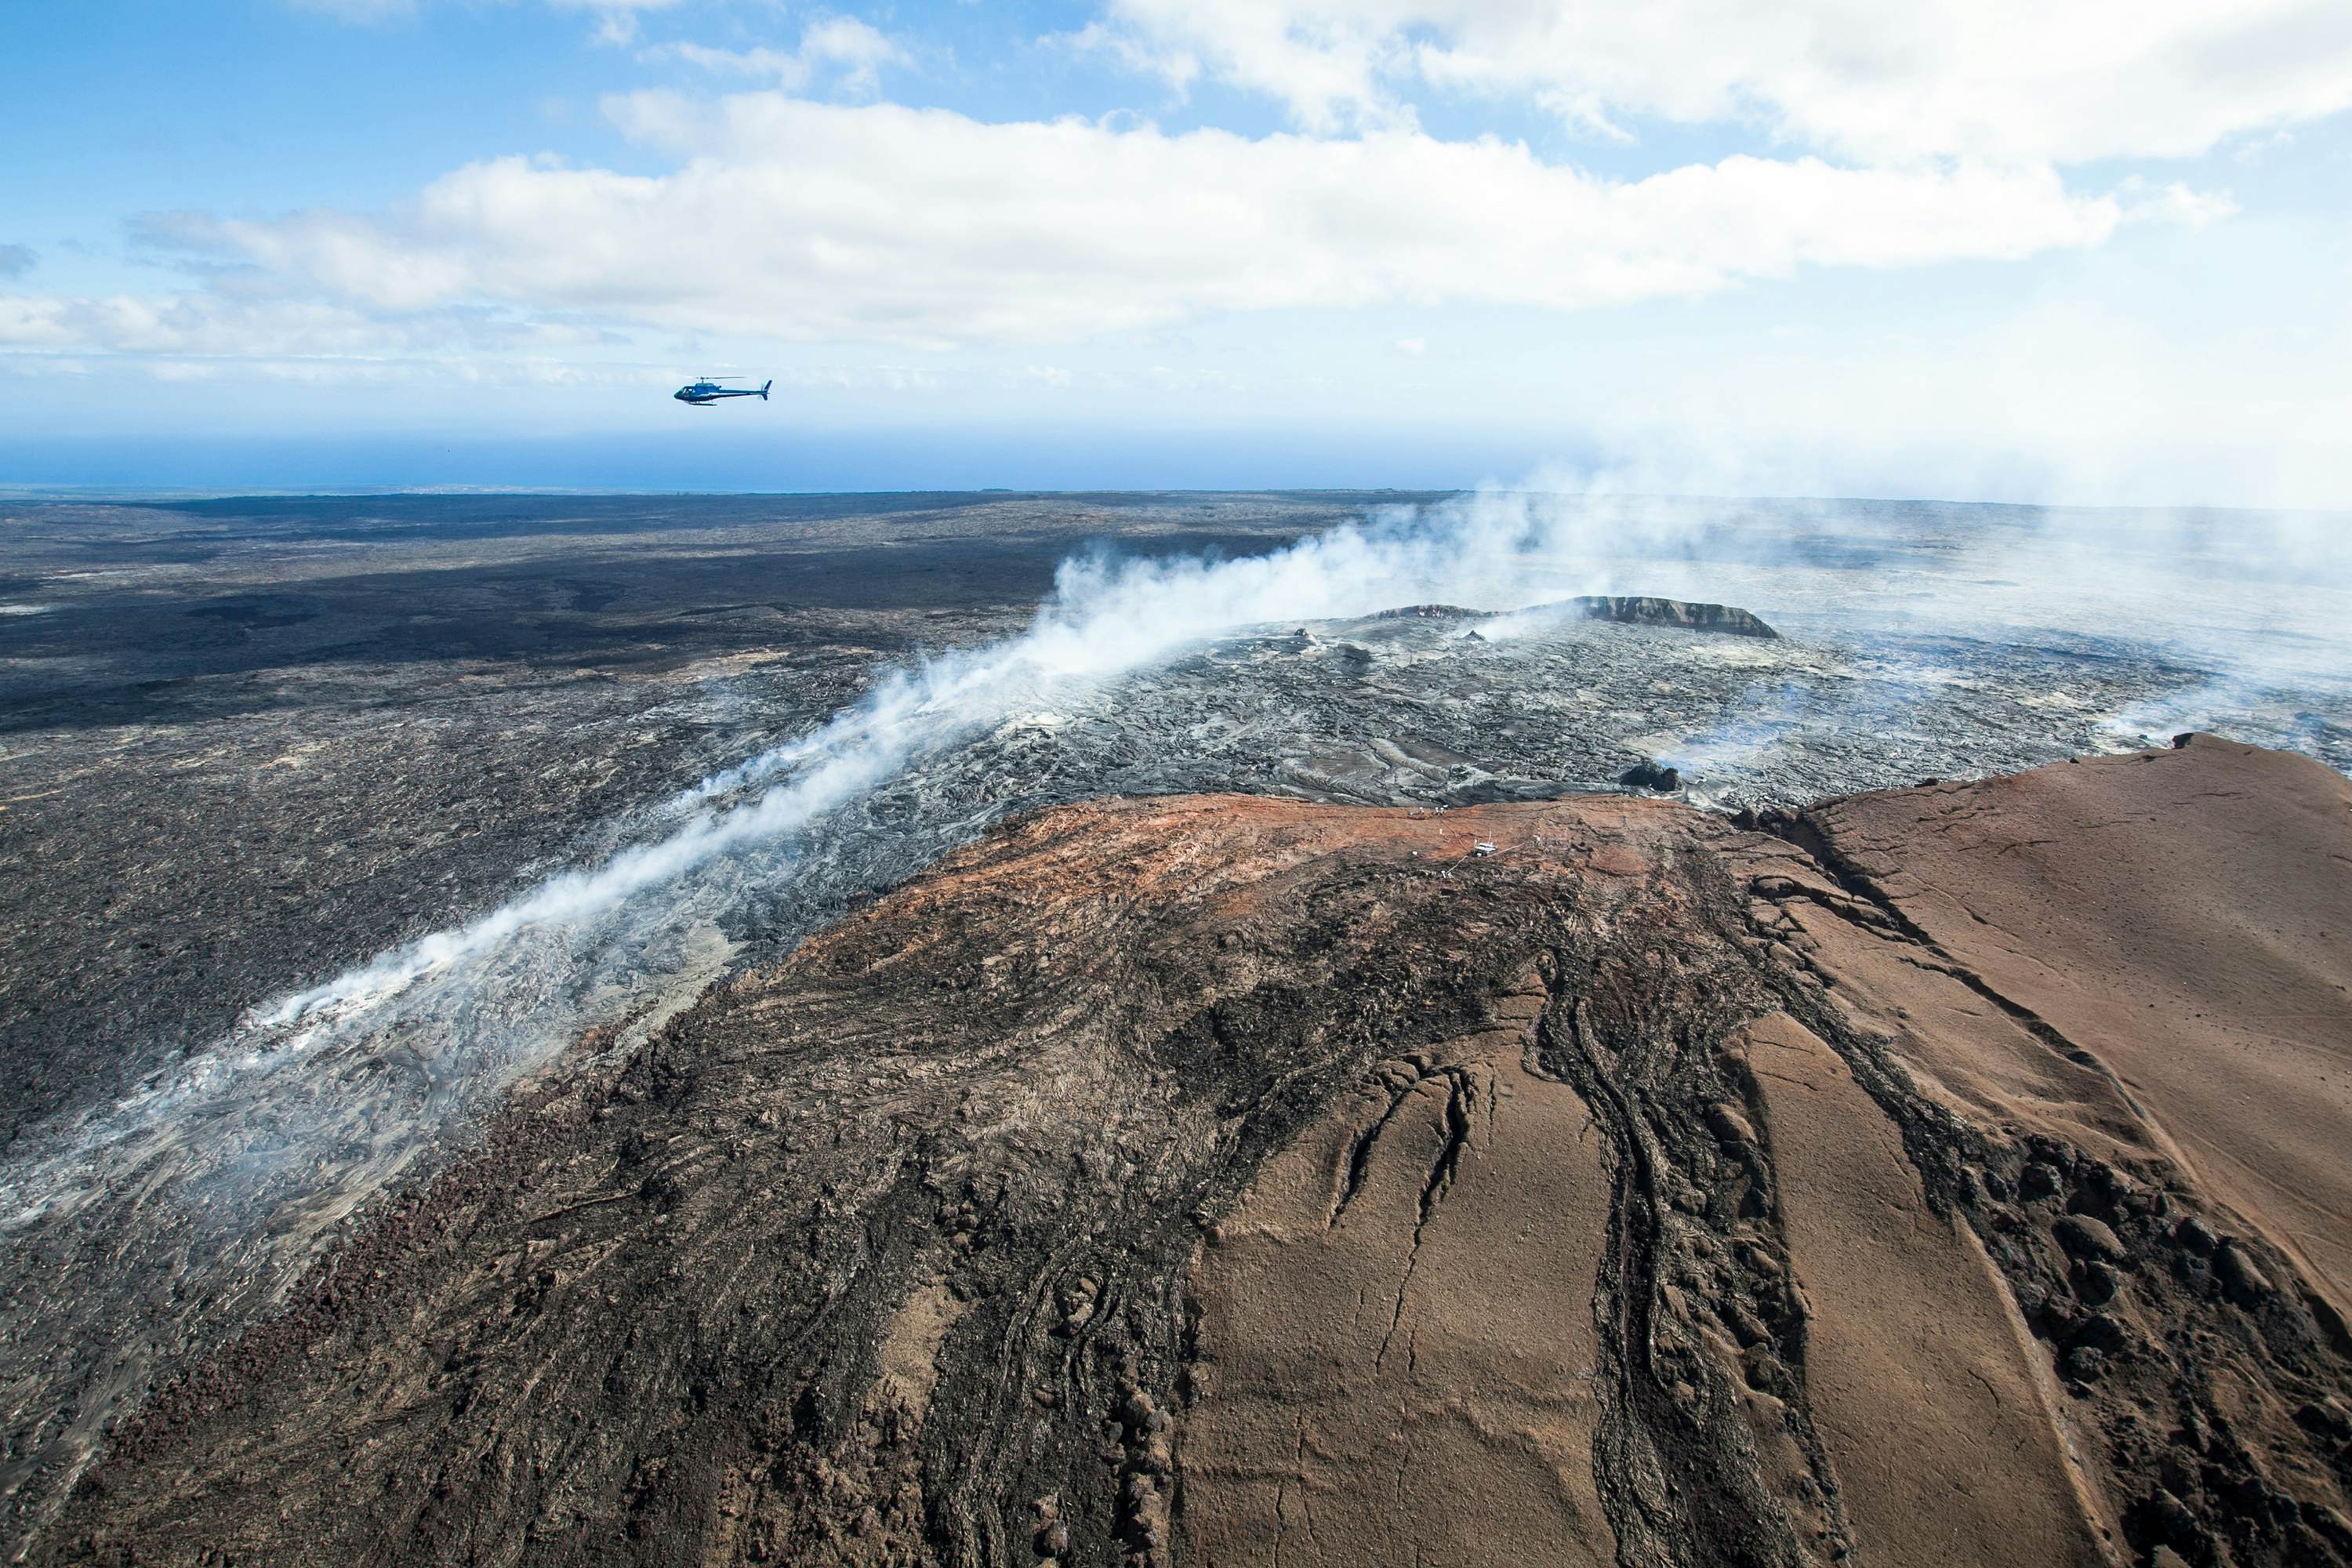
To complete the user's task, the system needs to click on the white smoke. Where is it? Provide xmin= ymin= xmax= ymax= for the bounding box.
xmin=252 ymin=485 xmax=1591 ymax=1037
xmin=3 ymin=477 xmax=2348 ymax=1537
xmin=21 ymin=481 xmax=2352 ymax=1205
xmin=0 ymin=481 xmax=1689 ymax=1531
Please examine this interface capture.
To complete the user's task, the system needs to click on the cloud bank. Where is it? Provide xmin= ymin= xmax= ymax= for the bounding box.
xmin=5 ymin=0 xmax=2348 ymax=502
xmin=1080 ymin=0 xmax=2352 ymax=160
xmin=173 ymin=102 xmax=2183 ymax=348
xmin=4 ymin=96 xmax=2211 ymax=359
xmin=18 ymin=2 xmax=2324 ymax=361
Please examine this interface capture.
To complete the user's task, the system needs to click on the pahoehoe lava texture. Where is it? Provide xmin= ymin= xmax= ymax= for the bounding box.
xmin=0 ymin=491 xmax=1414 ymax=1147
xmin=48 ymin=737 xmax=2352 ymax=1567
xmin=1369 ymin=597 xmax=1780 ymax=638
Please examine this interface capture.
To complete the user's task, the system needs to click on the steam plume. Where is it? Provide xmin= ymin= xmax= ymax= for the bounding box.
xmin=2 ymin=482 xmax=2347 ymax=1534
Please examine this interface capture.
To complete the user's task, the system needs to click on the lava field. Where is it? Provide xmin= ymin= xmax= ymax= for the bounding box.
xmin=2 ymin=491 xmax=2349 ymax=1563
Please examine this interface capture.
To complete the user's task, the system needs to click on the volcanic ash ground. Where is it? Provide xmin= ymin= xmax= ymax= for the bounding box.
xmin=49 ymin=735 xmax=2352 ymax=1568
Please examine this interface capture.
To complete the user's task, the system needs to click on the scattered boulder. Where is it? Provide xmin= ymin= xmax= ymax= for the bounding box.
xmin=2077 ymin=1261 xmax=2122 ymax=1307
xmin=2075 ymin=1162 xmax=2141 ymax=1221
xmin=2216 ymin=1243 xmax=2274 ymax=1308
xmin=2069 ymin=1311 xmax=2129 ymax=1356
xmin=1721 ymin=1301 xmax=1769 ymax=1347
xmin=1054 ymin=1276 xmax=1101 ymax=1335
xmin=1705 ymin=1102 xmax=1759 ymax=1148
xmin=2295 ymin=1396 xmax=2352 ymax=1440
xmin=2054 ymin=1214 xmax=2129 ymax=1265
xmin=2307 ymin=1501 xmax=2352 ymax=1552
xmin=2062 ymin=1345 xmax=2108 ymax=1383
xmin=2132 ymin=1488 xmax=2213 ymax=1563
xmin=1621 ymin=760 xmax=1682 ymax=793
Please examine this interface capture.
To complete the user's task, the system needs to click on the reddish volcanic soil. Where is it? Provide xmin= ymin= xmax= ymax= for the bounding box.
xmin=1802 ymin=738 xmax=2352 ymax=1321
xmin=43 ymin=738 xmax=2352 ymax=1568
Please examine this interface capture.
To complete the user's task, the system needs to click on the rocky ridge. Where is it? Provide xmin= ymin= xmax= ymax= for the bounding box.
xmin=38 ymin=737 xmax=2352 ymax=1567
xmin=1367 ymin=596 xmax=1781 ymax=638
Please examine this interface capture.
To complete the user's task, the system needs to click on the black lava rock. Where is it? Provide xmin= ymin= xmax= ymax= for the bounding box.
xmin=1620 ymin=760 xmax=1682 ymax=793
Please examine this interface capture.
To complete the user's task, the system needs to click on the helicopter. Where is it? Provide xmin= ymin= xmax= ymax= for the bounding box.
xmin=673 ymin=376 xmax=772 ymax=406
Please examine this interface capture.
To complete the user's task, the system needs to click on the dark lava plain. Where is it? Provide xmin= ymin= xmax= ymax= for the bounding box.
xmin=0 ymin=492 xmax=1425 ymax=1145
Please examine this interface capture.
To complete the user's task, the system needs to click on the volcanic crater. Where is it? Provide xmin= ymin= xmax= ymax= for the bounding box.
xmin=8 ymin=494 xmax=2352 ymax=1568
xmin=46 ymin=735 xmax=2352 ymax=1568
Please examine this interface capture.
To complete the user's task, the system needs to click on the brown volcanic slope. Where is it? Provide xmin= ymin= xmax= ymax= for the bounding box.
xmin=45 ymin=739 xmax=2352 ymax=1567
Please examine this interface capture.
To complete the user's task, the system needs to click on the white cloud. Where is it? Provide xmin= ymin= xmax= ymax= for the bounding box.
xmin=24 ymin=5 xmax=2332 ymax=508
xmin=1080 ymin=0 xmax=2352 ymax=163
xmin=0 ymin=291 xmax=548 ymax=360
xmin=553 ymin=0 xmax=695 ymax=47
xmin=109 ymin=95 xmax=2165 ymax=354
xmin=648 ymin=18 xmax=909 ymax=96
xmin=2114 ymin=179 xmax=2239 ymax=229
xmin=0 ymin=296 xmax=76 ymax=348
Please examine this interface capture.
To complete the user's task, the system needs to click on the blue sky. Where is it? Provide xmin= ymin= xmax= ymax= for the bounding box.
xmin=4 ymin=0 xmax=2350 ymax=502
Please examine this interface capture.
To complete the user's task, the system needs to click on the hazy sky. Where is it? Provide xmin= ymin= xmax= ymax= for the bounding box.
xmin=4 ymin=0 xmax=2350 ymax=500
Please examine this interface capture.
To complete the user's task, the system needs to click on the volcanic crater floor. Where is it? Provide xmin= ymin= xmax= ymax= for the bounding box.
xmin=48 ymin=735 xmax=2352 ymax=1568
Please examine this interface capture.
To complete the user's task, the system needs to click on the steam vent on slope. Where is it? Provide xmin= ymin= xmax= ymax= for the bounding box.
xmin=49 ymin=733 xmax=2352 ymax=1568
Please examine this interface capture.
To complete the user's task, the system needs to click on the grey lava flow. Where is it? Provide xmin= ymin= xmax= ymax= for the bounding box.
xmin=3 ymin=491 xmax=2350 ymax=1564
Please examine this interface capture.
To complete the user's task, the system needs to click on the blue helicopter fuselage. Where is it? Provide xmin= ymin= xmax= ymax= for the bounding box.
xmin=674 ymin=379 xmax=772 ymax=405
